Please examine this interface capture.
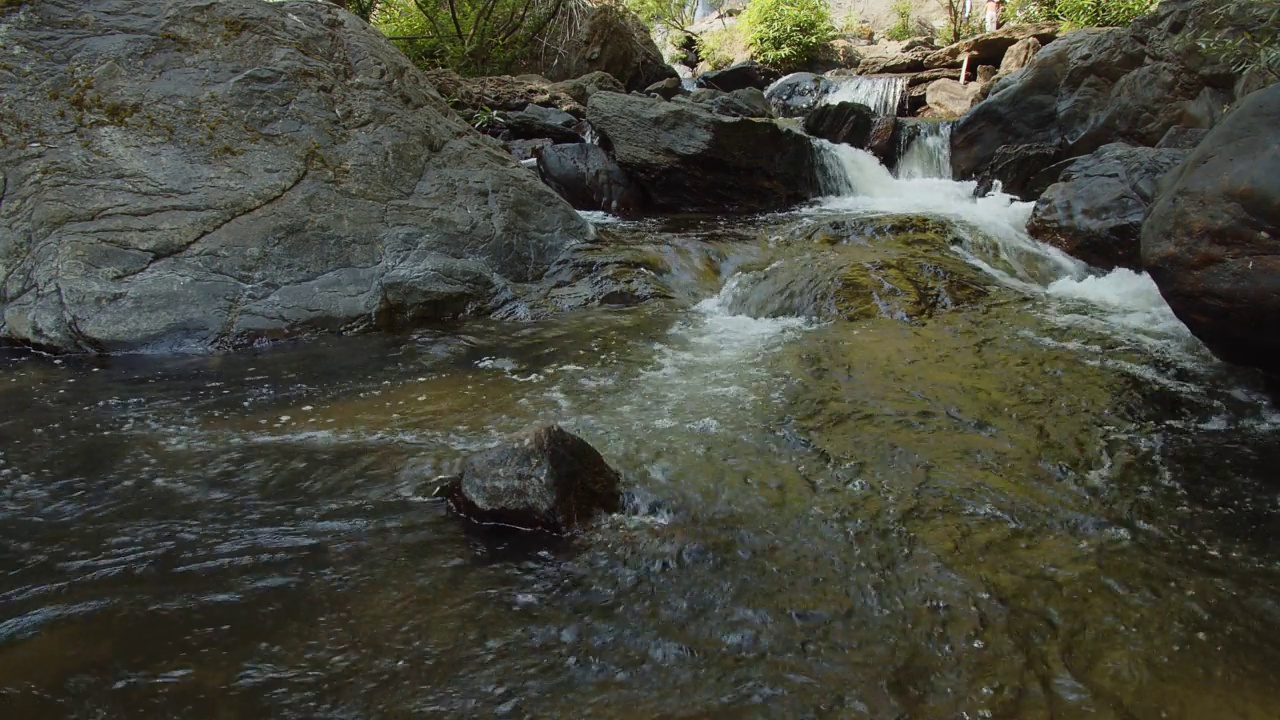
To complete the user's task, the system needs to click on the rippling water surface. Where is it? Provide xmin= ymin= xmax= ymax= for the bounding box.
xmin=3 ymin=153 xmax=1280 ymax=719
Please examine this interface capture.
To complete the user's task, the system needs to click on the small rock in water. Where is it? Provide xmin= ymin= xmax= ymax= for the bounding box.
xmin=438 ymin=424 xmax=622 ymax=534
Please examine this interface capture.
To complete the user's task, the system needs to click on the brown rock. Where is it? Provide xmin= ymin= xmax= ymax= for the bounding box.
xmin=997 ymin=36 xmax=1042 ymax=76
xmin=925 ymin=78 xmax=983 ymax=118
xmin=924 ymin=22 xmax=1059 ymax=69
xmin=547 ymin=5 xmax=678 ymax=92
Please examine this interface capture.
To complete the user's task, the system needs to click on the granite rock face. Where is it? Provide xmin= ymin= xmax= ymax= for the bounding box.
xmin=0 ymin=0 xmax=592 ymax=352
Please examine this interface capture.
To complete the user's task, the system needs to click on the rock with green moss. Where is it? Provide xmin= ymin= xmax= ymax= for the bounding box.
xmin=0 ymin=0 xmax=592 ymax=352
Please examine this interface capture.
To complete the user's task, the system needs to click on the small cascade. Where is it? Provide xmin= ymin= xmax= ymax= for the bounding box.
xmin=823 ymin=75 xmax=909 ymax=117
xmin=811 ymin=138 xmax=898 ymax=197
xmin=895 ymin=121 xmax=953 ymax=179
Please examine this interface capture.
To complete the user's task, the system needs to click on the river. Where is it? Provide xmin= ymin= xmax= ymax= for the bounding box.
xmin=2 ymin=144 xmax=1279 ymax=718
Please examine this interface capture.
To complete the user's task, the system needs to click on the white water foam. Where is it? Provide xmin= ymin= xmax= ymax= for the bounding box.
xmin=895 ymin=121 xmax=953 ymax=180
xmin=1046 ymin=269 xmax=1188 ymax=336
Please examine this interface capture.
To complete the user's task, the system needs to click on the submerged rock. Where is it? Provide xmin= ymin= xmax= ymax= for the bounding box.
xmin=0 ymin=0 xmax=592 ymax=352
xmin=440 ymin=425 xmax=623 ymax=534
xmin=1028 ymin=143 xmax=1187 ymax=270
xmin=721 ymin=215 xmax=990 ymax=321
xmin=536 ymin=144 xmax=644 ymax=217
xmin=586 ymin=92 xmax=818 ymax=212
xmin=1141 ymin=84 xmax=1280 ymax=375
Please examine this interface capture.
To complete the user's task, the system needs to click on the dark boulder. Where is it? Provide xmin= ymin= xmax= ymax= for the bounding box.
xmin=536 ymin=144 xmax=644 ymax=217
xmin=505 ymin=138 xmax=555 ymax=163
xmin=440 ymin=425 xmax=623 ymax=534
xmin=1156 ymin=125 xmax=1210 ymax=150
xmin=0 ymin=0 xmax=592 ymax=353
xmin=521 ymin=104 xmax=578 ymax=128
xmin=501 ymin=109 xmax=583 ymax=143
xmin=548 ymin=5 xmax=678 ymax=92
xmin=645 ymin=78 xmax=688 ymax=100
xmin=1027 ymin=143 xmax=1187 ymax=270
xmin=706 ymin=88 xmax=775 ymax=118
xmin=765 ymin=72 xmax=834 ymax=117
xmin=973 ymin=143 xmax=1069 ymax=200
xmin=1141 ymin=83 xmax=1280 ymax=374
xmin=586 ymin=92 xmax=819 ymax=212
xmin=952 ymin=1 xmax=1237 ymax=195
xmin=696 ymin=61 xmax=782 ymax=92
xmin=866 ymin=116 xmax=899 ymax=168
xmin=803 ymin=102 xmax=876 ymax=148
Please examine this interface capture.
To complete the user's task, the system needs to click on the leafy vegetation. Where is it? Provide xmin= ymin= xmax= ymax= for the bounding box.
xmin=624 ymin=0 xmax=699 ymax=33
xmin=1196 ymin=0 xmax=1280 ymax=82
xmin=936 ymin=0 xmax=982 ymax=44
xmin=1003 ymin=0 xmax=1158 ymax=27
xmin=884 ymin=1 xmax=915 ymax=41
xmin=741 ymin=0 xmax=835 ymax=70
xmin=372 ymin=0 xmax=575 ymax=75
xmin=696 ymin=24 xmax=749 ymax=69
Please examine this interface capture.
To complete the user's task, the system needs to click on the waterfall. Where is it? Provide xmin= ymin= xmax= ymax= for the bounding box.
xmin=812 ymin=139 xmax=897 ymax=197
xmin=895 ymin=121 xmax=953 ymax=180
xmin=823 ymin=76 xmax=909 ymax=117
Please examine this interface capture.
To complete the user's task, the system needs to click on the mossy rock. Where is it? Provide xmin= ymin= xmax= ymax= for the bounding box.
xmin=725 ymin=214 xmax=991 ymax=322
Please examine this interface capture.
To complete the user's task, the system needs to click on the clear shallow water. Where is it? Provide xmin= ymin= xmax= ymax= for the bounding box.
xmin=3 ymin=155 xmax=1280 ymax=718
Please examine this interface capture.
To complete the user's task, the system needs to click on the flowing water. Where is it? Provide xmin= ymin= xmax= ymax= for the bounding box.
xmin=895 ymin=120 xmax=954 ymax=180
xmin=823 ymin=75 xmax=910 ymax=117
xmin=3 ymin=147 xmax=1280 ymax=719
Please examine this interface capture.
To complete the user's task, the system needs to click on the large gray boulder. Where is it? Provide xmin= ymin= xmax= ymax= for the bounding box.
xmin=536 ymin=143 xmax=644 ymax=217
xmin=1141 ymin=83 xmax=1280 ymax=374
xmin=546 ymin=5 xmax=678 ymax=93
xmin=439 ymin=424 xmax=623 ymax=534
xmin=765 ymin=72 xmax=834 ymax=118
xmin=587 ymin=92 xmax=819 ymax=212
xmin=951 ymin=0 xmax=1237 ymax=199
xmin=0 ymin=0 xmax=593 ymax=352
xmin=1027 ymin=144 xmax=1187 ymax=270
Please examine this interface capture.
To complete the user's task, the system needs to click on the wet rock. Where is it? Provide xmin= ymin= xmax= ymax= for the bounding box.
xmin=547 ymin=5 xmax=678 ymax=92
xmin=547 ymin=71 xmax=627 ymax=106
xmin=952 ymin=2 xmax=1239 ymax=193
xmin=765 ymin=72 xmax=834 ymax=118
xmin=536 ymin=144 xmax=644 ymax=217
xmin=972 ymin=143 xmax=1067 ymax=200
xmin=924 ymin=22 xmax=1059 ymax=69
xmin=645 ymin=78 xmax=688 ymax=100
xmin=803 ymin=102 xmax=876 ymax=148
xmin=997 ymin=36 xmax=1042 ymax=77
xmin=721 ymin=215 xmax=990 ymax=321
xmin=0 ymin=0 xmax=592 ymax=352
xmin=706 ymin=88 xmax=775 ymax=119
xmin=925 ymin=79 xmax=983 ymax=118
xmin=696 ymin=61 xmax=783 ymax=92
xmin=440 ymin=425 xmax=623 ymax=534
xmin=1027 ymin=143 xmax=1187 ymax=270
xmin=586 ymin=92 xmax=818 ymax=212
xmin=1141 ymin=84 xmax=1280 ymax=374
xmin=866 ymin=116 xmax=900 ymax=168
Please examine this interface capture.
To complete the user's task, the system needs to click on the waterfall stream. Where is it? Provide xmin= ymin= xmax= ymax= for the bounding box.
xmin=823 ymin=75 xmax=909 ymax=116
xmin=895 ymin=120 xmax=953 ymax=179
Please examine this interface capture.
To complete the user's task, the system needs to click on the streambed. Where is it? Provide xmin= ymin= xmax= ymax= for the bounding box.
xmin=2 ymin=152 xmax=1279 ymax=719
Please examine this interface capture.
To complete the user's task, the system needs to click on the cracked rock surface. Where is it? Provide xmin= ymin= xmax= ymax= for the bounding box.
xmin=0 ymin=0 xmax=592 ymax=352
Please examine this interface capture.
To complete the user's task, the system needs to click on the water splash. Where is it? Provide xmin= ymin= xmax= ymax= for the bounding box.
xmin=895 ymin=121 xmax=953 ymax=180
xmin=824 ymin=75 xmax=909 ymax=116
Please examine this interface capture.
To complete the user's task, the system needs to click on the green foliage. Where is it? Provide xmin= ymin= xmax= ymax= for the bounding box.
xmin=696 ymin=24 xmax=749 ymax=69
xmin=373 ymin=0 xmax=568 ymax=76
xmin=625 ymin=0 xmax=697 ymax=33
xmin=1002 ymin=0 xmax=1157 ymax=27
xmin=885 ymin=1 xmax=915 ymax=41
xmin=470 ymin=105 xmax=500 ymax=130
xmin=1196 ymin=0 xmax=1280 ymax=81
xmin=345 ymin=0 xmax=383 ymax=22
xmin=936 ymin=0 xmax=981 ymax=44
xmin=741 ymin=0 xmax=835 ymax=70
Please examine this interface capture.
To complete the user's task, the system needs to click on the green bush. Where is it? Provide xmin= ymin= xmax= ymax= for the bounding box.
xmin=1003 ymin=0 xmax=1157 ymax=27
xmin=1196 ymin=0 xmax=1280 ymax=82
xmin=741 ymin=0 xmax=835 ymax=70
xmin=373 ymin=0 xmax=568 ymax=76
xmin=885 ymin=1 xmax=914 ymax=41
xmin=696 ymin=24 xmax=750 ymax=69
